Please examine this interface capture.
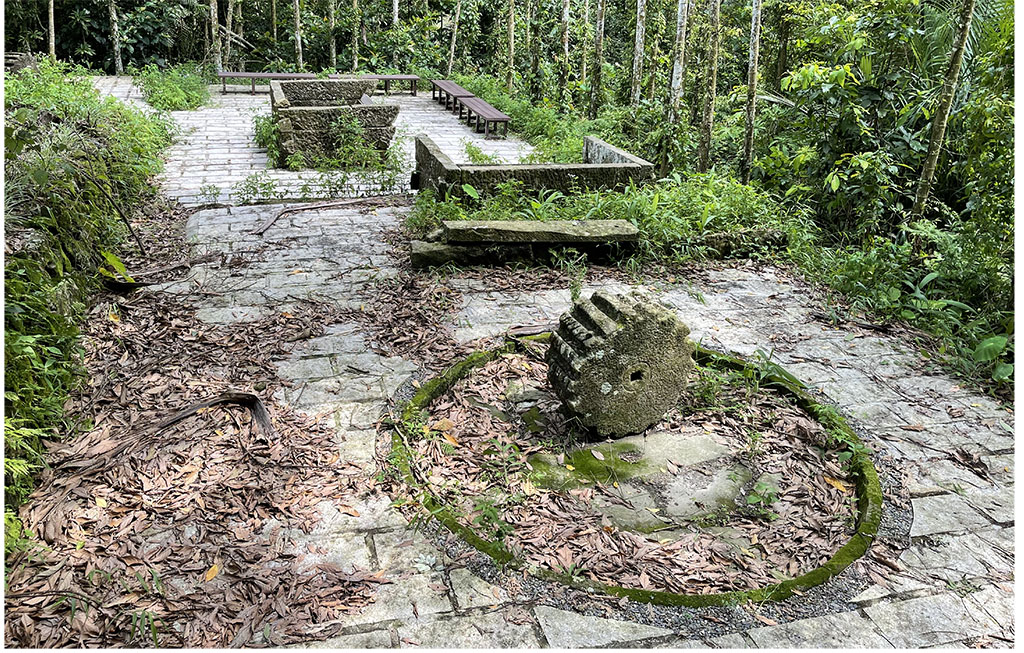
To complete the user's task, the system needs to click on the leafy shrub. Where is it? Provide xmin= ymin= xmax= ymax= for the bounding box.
xmin=4 ymin=59 xmax=172 ymax=549
xmin=132 ymin=63 xmax=210 ymax=110
xmin=410 ymin=173 xmax=812 ymax=261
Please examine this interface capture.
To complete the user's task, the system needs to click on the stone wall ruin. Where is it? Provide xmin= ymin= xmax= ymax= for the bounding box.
xmin=269 ymin=78 xmax=398 ymax=166
xmin=412 ymin=135 xmax=655 ymax=197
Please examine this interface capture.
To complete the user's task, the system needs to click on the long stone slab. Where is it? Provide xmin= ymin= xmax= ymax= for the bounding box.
xmin=442 ymin=219 xmax=639 ymax=244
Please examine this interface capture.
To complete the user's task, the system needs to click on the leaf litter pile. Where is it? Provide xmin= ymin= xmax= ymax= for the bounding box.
xmin=391 ymin=352 xmax=865 ymax=595
xmin=6 ymin=288 xmax=389 ymax=647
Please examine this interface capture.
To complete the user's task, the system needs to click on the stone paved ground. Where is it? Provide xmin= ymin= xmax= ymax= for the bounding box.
xmin=93 ymin=77 xmax=532 ymax=206
xmin=96 ymin=77 xmax=1014 ymax=648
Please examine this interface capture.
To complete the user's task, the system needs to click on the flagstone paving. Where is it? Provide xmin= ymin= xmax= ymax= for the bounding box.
xmin=94 ymin=77 xmax=532 ymax=206
xmin=96 ymin=77 xmax=1014 ymax=648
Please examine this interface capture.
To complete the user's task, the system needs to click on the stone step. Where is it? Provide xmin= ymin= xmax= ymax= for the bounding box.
xmin=441 ymin=219 xmax=639 ymax=244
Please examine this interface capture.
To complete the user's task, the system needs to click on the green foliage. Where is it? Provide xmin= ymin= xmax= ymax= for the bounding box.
xmin=131 ymin=63 xmax=210 ymax=111
xmin=410 ymin=172 xmax=812 ymax=262
xmin=4 ymin=59 xmax=171 ymax=548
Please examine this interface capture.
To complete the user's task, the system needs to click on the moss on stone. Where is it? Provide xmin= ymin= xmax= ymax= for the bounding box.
xmin=387 ymin=333 xmax=884 ymax=607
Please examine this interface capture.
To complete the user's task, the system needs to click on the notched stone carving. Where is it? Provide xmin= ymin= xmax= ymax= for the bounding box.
xmin=546 ymin=290 xmax=695 ymax=437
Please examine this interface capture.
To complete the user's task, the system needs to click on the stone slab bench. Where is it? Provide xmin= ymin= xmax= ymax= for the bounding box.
xmin=456 ymin=97 xmax=510 ymax=139
xmin=442 ymin=220 xmax=638 ymax=244
xmin=218 ymin=71 xmax=316 ymax=94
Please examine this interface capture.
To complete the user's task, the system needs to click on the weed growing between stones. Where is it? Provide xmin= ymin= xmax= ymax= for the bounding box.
xmin=463 ymin=140 xmax=504 ymax=165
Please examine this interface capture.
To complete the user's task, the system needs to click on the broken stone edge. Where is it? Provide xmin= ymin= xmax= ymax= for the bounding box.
xmin=389 ymin=334 xmax=883 ymax=608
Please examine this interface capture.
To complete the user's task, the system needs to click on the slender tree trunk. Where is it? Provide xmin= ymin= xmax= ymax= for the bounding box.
xmin=446 ymin=0 xmax=461 ymax=76
xmin=774 ymin=13 xmax=788 ymax=89
xmin=108 ymin=0 xmax=124 ymax=74
xmin=225 ymin=0 xmax=235 ymax=63
xmin=507 ymin=0 xmax=515 ymax=90
xmin=529 ymin=0 xmax=540 ymax=99
xmin=272 ymin=0 xmax=278 ymax=43
xmin=580 ymin=0 xmax=589 ymax=94
xmin=210 ymin=0 xmax=223 ymax=72
xmin=237 ymin=1 xmax=244 ymax=41
xmin=587 ymin=0 xmax=606 ymax=118
xmin=328 ymin=0 xmax=337 ymax=68
xmin=558 ymin=0 xmax=569 ymax=106
xmin=351 ymin=0 xmax=359 ymax=70
xmin=48 ymin=0 xmax=56 ymax=60
xmin=629 ymin=0 xmax=647 ymax=106
xmin=645 ymin=18 xmax=660 ymax=101
xmin=696 ymin=0 xmax=720 ymax=171
xmin=668 ymin=0 xmax=690 ymax=121
xmin=292 ymin=0 xmax=303 ymax=68
xmin=392 ymin=0 xmax=399 ymax=25
xmin=740 ymin=0 xmax=762 ymax=184
xmin=911 ymin=0 xmax=977 ymax=217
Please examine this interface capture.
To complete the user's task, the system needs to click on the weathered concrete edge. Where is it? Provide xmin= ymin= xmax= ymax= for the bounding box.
xmin=388 ymin=334 xmax=884 ymax=607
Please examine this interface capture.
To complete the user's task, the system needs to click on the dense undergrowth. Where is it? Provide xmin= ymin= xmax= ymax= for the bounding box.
xmin=131 ymin=63 xmax=210 ymax=111
xmin=4 ymin=60 xmax=173 ymax=552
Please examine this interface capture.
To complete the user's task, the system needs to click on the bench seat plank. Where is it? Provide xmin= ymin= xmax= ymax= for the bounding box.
xmin=456 ymin=96 xmax=510 ymax=139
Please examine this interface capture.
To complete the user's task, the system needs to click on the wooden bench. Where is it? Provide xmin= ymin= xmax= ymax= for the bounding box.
xmin=457 ymin=96 xmax=510 ymax=139
xmin=362 ymin=74 xmax=419 ymax=95
xmin=328 ymin=73 xmax=420 ymax=95
xmin=431 ymin=80 xmax=474 ymax=111
xmin=218 ymin=71 xmax=316 ymax=94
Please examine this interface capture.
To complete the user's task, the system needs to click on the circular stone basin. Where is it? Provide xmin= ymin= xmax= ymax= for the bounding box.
xmin=388 ymin=335 xmax=882 ymax=606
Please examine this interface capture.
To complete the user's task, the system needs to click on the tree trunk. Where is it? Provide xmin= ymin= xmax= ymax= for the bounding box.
xmin=292 ymin=0 xmax=303 ymax=68
xmin=696 ymin=0 xmax=720 ymax=172
xmin=529 ymin=0 xmax=540 ymax=99
xmin=558 ymin=0 xmax=569 ymax=106
xmin=392 ymin=0 xmax=399 ymax=25
xmin=210 ymin=0 xmax=223 ymax=72
xmin=740 ymin=0 xmax=762 ymax=184
xmin=225 ymin=0 xmax=235 ymax=63
xmin=911 ymin=0 xmax=977 ymax=217
xmin=629 ymin=0 xmax=646 ymax=106
xmin=587 ymin=0 xmax=606 ymax=118
xmin=328 ymin=0 xmax=337 ymax=68
xmin=446 ymin=0 xmax=461 ymax=76
xmin=668 ymin=0 xmax=690 ymax=122
xmin=507 ymin=0 xmax=515 ymax=91
xmin=108 ymin=0 xmax=124 ymax=74
xmin=351 ymin=0 xmax=359 ymax=70
xmin=272 ymin=0 xmax=278 ymax=43
xmin=48 ymin=0 xmax=56 ymax=60
xmin=645 ymin=16 xmax=660 ymax=101
xmin=580 ymin=0 xmax=589 ymax=95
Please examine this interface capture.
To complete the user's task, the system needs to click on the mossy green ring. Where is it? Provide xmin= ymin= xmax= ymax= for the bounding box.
xmin=389 ymin=333 xmax=883 ymax=607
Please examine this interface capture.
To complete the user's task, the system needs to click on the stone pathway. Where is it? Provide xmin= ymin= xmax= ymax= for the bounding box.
xmin=93 ymin=77 xmax=533 ymax=206
xmin=96 ymin=76 xmax=1014 ymax=648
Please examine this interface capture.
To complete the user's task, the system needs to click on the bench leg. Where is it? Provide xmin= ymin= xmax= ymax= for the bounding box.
xmin=384 ymin=79 xmax=391 ymax=94
xmin=251 ymin=79 xmax=256 ymax=95
xmin=222 ymin=79 xmax=226 ymax=93
xmin=485 ymin=121 xmax=490 ymax=139
xmin=411 ymin=80 xmax=417 ymax=96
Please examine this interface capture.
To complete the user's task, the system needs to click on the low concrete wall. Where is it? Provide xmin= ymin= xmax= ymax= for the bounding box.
xmin=270 ymin=80 xmax=397 ymax=165
xmin=412 ymin=135 xmax=655 ymax=197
